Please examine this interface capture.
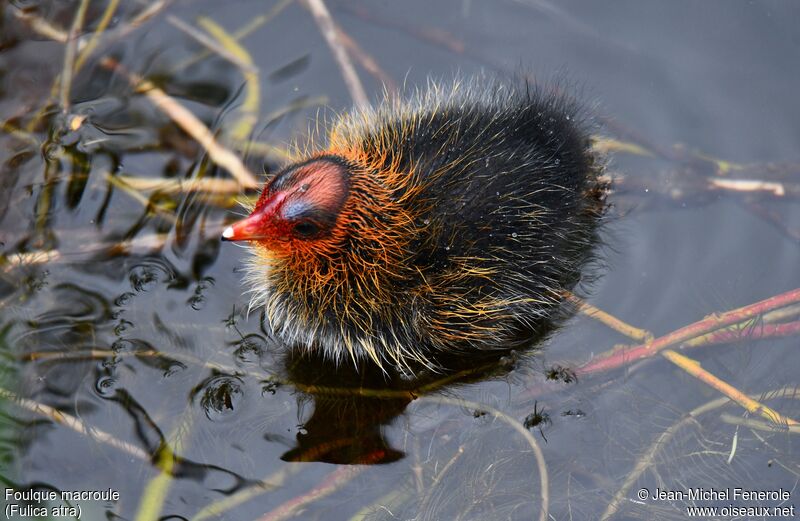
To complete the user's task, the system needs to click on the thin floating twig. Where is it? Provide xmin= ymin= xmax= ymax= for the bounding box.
xmin=103 ymin=0 xmax=169 ymax=43
xmin=417 ymin=445 xmax=466 ymax=516
xmin=0 ymin=121 xmax=41 ymax=146
xmin=25 ymin=0 xmax=169 ymax=133
xmin=288 ymin=355 xmax=506 ymax=400
xmin=10 ymin=6 xmax=69 ymax=42
xmin=106 ymin=172 xmax=179 ymax=222
xmin=566 ymin=293 xmax=654 ymax=342
xmin=175 ymin=0 xmax=295 ymax=72
xmin=100 ymin=58 xmax=260 ymax=189
xmin=2 ymin=250 xmax=61 ymax=271
xmin=196 ymin=17 xmax=261 ymax=140
xmin=761 ymin=302 xmax=800 ymax=323
xmin=20 ymin=348 xmax=259 ymax=382
xmin=302 ymin=0 xmax=369 ymax=108
xmin=133 ymin=414 xmax=195 ymax=521
xmin=2 ymin=233 xmax=171 ymax=273
xmin=709 ymin=178 xmax=787 ymax=197
xmin=190 ymin=465 xmax=299 ymax=521
xmin=347 ymin=479 xmax=413 ymax=521
xmin=74 ymin=0 xmax=121 ymax=71
xmin=661 ymin=350 xmax=799 ymax=426
xmin=116 ymin=175 xmax=243 ymax=195
xmin=0 ymin=386 xmax=148 ymax=461
xmin=333 ymin=22 xmax=398 ymax=94
xmin=256 ymin=458 xmax=378 ymax=521
xmin=417 ymin=395 xmax=549 ymax=521
xmin=23 ymin=348 xmax=142 ymax=362
xmin=691 ymin=149 xmax=745 ymax=175
xmin=591 ymin=136 xmax=654 ymax=158
xmin=719 ymin=412 xmax=800 ymax=435
xmin=167 ymin=15 xmax=258 ymax=75
xmin=577 ymin=287 xmax=800 ymax=376
xmin=59 ymin=0 xmax=91 ymax=113
xmin=682 ymin=320 xmax=800 ymax=348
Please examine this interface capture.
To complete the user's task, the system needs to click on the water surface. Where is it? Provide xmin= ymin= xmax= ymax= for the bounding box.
xmin=1 ymin=1 xmax=799 ymax=520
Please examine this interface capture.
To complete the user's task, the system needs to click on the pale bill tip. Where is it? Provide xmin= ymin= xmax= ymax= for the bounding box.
xmin=222 ymin=226 xmax=234 ymax=239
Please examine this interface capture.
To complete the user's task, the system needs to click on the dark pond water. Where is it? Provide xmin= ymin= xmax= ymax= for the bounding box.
xmin=1 ymin=1 xmax=799 ymax=520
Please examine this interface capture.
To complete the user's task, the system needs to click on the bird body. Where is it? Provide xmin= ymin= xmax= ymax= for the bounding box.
xmin=223 ymin=80 xmax=606 ymax=371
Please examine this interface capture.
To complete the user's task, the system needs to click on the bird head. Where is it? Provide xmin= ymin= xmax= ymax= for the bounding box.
xmin=222 ymin=156 xmax=351 ymax=253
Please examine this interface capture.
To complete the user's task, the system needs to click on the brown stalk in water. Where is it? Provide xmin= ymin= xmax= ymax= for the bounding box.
xmin=255 ymin=462 xmax=372 ymax=521
xmin=302 ymin=0 xmax=369 ymax=108
xmin=575 ymin=287 xmax=800 ymax=376
xmin=100 ymin=58 xmax=260 ymax=189
xmin=662 ymin=350 xmax=798 ymax=426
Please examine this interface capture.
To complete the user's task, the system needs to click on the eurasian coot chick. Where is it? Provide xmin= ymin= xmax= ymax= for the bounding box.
xmin=223 ymin=79 xmax=607 ymax=371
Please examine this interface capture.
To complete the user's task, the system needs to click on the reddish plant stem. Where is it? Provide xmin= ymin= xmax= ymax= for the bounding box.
xmin=576 ymin=287 xmax=800 ymax=376
xmin=685 ymin=320 xmax=800 ymax=347
xmin=257 ymin=451 xmax=384 ymax=521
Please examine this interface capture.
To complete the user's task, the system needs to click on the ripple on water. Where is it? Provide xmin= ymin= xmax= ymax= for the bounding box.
xmin=94 ymin=375 xmax=117 ymax=397
xmin=128 ymin=258 xmax=177 ymax=293
xmin=231 ymin=334 xmax=268 ymax=365
xmin=113 ymin=319 xmax=134 ymax=336
xmin=110 ymin=338 xmax=187 ymax=376
xmin=34 ymin=283 xmax=110 ymax=323
xmin=195 ymin=375 xmax=245 ymax=421
xmin=114 ymin=291 xmax=135 ymax=307
xmin=186 ymin=277 xmax=215 ymax=310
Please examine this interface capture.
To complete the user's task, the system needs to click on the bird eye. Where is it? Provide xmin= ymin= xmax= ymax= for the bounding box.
xmin=293 ymin=221 xmax=320 ymax=238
